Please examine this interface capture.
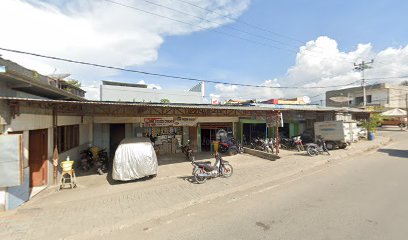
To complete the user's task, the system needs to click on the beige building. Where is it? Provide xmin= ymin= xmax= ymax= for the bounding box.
xmin=326 ymin=83 xmax=408 ymax=110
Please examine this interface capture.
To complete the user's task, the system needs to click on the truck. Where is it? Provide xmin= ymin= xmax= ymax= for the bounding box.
xmin=314 ymin=121 xmax=359 ymax=150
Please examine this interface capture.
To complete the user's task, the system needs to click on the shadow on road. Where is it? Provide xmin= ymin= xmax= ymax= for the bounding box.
xmin=377 ymin=148 xmax=408 ymax=158
xmin=177 ymin=175 xmax=197 ymax=184
xmin=157 ymin=153 xmax=215 ymax=166
xmin=378 ymin=127 xmax=407 ymax=132
xmin=106 ymin=170 xmax=156 ymax=185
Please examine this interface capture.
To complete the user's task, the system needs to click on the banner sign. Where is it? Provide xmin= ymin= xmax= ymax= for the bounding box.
xmin=143 ymin=117 xmax=174 ymax=127
xmin=211 ymin=98 xmax=221 ymax=105
xmin=173 ymin=117 xmax=197 ymax=126
xmin=143 ymin=117 xmax=197 ymax=127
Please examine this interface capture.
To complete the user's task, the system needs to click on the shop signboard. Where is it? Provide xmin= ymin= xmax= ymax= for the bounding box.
xmin=143 ymin=117 xmax=174 ymax=127
xmin=173 ymin=117 xmax=197 ymax=126
xmin=211 ymin=97 xmax=221 ymax=105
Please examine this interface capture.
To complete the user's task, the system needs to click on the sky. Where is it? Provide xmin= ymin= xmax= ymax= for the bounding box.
xmin=1 ymin=0 xmax=408 ymax=103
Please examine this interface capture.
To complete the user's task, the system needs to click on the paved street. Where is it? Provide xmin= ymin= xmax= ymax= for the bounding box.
xmin=0 ymin=129 xmax=401 ymax=240
xmin=100 ymin=128 xmax=408 ymax=240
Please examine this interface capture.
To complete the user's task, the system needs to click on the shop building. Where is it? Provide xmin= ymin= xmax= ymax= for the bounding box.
xmin=0 ymin=57 xmax=87 ymax=211
xmin=0 ymin=57 xmax=368 ymax=211
xmin=0 ymin=95 xmax=368 ymax=211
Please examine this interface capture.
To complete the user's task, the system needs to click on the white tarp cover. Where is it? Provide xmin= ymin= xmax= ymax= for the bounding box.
xmin=112 ymin=138 xmax=158 ymax=181
xmin=381 ymin=108 xmax=407 ymax=117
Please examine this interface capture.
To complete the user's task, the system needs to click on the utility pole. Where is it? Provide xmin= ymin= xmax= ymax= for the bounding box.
xmin=354 ymin=60 xmax=374 ymax=108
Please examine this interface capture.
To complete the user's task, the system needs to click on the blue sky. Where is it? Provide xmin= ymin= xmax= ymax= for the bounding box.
xmin=104 ymin=0 xmax=408 ymax=98
xmin=1 ymin=0 xmax=408 ymax=101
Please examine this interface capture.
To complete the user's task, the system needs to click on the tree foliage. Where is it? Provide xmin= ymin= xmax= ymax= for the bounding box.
xmin=361 ymin=113 xmax=383 ymax=132
xmin=160 ymin=99 xmax=170 ymax=103
xmin=66 ymin=79 xmax=81 ymax=88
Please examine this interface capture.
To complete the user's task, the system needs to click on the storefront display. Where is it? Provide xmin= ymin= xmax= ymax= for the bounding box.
xmin=142 ymin=126 xmax=182 ymax=155
xmin=200 ymin=123 xmax=233 ymax=152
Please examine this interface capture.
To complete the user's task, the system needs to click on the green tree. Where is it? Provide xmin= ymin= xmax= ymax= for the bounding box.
xmin=160 ymin=99 xmax=170 ymax=103
xmin=66 ymin=79 xmax=81 ymax=88
xmin=361 ymin=113 xmax=383 ymax=133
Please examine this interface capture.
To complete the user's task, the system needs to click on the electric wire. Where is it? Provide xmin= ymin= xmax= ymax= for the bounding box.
xmin=0 ymin=47 xmax=361 ymax=89
xmin=105 ymin=0 xmax=355 ymax=63
xmin=104 ymin=0 xmax=296 ymax=53
xmin=170 ymin=0 xmax=356 ymax=63
xmin=171 ymin=0 xmax=310 ymax=45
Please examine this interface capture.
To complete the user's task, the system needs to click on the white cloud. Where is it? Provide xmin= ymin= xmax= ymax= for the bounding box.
xmin=0 ymin=0 xmax=250 ymax=86
xmin=215 ymin=84 xmax=238 ymax=93
xmin=137 ymin=80 xmax=162 ymax=89
xmin=212 ymin=36 xmax=408 ymax=104
xmin=213 ymin=78 xmax=284 ymax=101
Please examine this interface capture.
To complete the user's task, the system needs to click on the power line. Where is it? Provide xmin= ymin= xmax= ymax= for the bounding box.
xmin=104 ymin=0 xmax=295 ymax=53
xmin=171 ymin=0 xmax=306 ymax=45
xmin=142 ymin=0 xmax=293 ymax=47
xmin=170 ymin=0 xmax=356 ymax=63
xmin=354 ymin=59 xmax=374 ymax=108
xmin=0 ymin=47 xmax=361 ymax=90
xmin=365 ymin=75 xmax=408 ymax=81
xmin=104 ymin=0 xmax=354 ymax=63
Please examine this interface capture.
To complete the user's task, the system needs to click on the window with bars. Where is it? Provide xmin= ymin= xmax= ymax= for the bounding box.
xmin=57 ymin=125 xmax=79 ymax=152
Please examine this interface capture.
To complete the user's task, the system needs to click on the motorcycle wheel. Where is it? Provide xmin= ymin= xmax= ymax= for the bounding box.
xmin=221 ymin=163 xmax=233 ymax=178
xmin=296 ymin=144 xmax=302 ymax=152
xmin=307 ymin=147 xmax=318 ymax=156
xmin=188 ymin=152 xmax=194 ymax=161
xmin=193 ymin=168 xmax=207 ymax=184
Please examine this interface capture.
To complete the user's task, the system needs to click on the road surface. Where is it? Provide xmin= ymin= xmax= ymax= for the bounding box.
xmin=100 ymin=129 xmax=408 ymax=240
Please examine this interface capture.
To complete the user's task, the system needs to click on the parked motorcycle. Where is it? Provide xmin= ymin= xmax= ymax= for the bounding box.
xmin=293 ymin=136 xmax=305 ymax=151
xmin=79 ymin=149 xmax=94 ymax=171
xmin=219 ymin=137 xmax=243 ymax=154
xmin=191 ymin=152 xmax=233 ymax=184
xmin=250 ymin=137 xmax=267 ymax=151
xmin=181 ymin=140 xmax=194 ymax=161
xmin=265 ymin=138 xmax=276 ymax=153
xmin=95 ymin=148 xmax=109 ymax=175
xmin=305 ymin=137 xmax=330 ymax=156
xmin=280 ymin=136 xmax=304 ymax=152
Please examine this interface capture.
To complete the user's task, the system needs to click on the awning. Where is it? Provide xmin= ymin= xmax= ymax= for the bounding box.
xmin=380 ymin=108 xmax=407 ymax=117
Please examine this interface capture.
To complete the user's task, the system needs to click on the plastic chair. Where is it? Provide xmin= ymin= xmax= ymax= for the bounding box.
xmin=58 ymin=160 xmax=77 ymax=190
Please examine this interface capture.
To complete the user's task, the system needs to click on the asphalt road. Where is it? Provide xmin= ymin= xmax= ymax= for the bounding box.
xmin=101 ymin=129 xmax=408 ymax=240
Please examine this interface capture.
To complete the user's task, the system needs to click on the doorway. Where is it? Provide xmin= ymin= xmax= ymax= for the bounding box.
xmin=242 ymin=123 xmax=266 ymax=144
xmin=110 ymin=124 xmax=125 ymax=158
xmin=29 ymin=129 xmax=48 ymax=187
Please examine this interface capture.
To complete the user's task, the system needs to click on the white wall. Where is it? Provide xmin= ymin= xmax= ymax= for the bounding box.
xmin=0 ymin=187 xmax=5 ymax=211
xmin=101 ymin=85 xmax=203 ymax=104
xmin=6 ymin=114 xmax=52 ymax=132
xmin=370 ymin=89 xmax=389 ymax=106
xmin=5 ymin=113 xmax=93 ymax=186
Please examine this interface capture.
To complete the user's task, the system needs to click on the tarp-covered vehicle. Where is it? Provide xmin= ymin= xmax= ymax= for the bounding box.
xmin=112 ymin=138 xmax=158 ymax=181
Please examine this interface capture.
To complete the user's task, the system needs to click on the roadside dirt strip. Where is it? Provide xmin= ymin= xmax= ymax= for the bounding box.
xmin=0 ymin=136 xmax=391 ymax=240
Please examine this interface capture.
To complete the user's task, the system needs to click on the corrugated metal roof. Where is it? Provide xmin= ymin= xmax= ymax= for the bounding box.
xmin=0 ymin=97 xmax=368 ymax=113
xmin=0 ymin=57 xmax=86 ymax=101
